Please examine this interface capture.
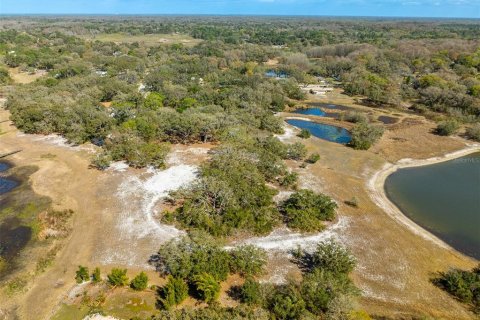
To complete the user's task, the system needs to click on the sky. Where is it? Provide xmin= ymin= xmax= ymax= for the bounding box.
xmin=0 ymin=0 xmax=479 ymax=18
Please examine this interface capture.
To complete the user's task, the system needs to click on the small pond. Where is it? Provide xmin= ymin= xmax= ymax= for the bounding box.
xmin=385 ymin=152 xmax=480 ymax=259
xmin=0 ymin=162 xmax=19 ymax=195
xmin=293 ymin=107 xmax=340 ymax=119
xmin=286 ymin=119 xmax=352 ymax=144
xmin=265 ymin=70 xmax=288 ymax=78
xmin=307 ymin=102 xmax=353 ymax=111
xmin=378 ymin=115 xmax=398 ymax=124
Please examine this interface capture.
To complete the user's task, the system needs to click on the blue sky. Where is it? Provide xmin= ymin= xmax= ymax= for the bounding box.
xmin=0 ymin=0 xmax=479 ymax=18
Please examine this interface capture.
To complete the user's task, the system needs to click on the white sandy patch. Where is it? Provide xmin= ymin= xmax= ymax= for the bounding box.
xmin=23 ymin=133 xmax=98 ymax=153
xmin=84 ymin=315 xmax=120 ymax=320
xmin=95 ymin=164 xmax=197 ymax=267
xmin=237 ymin=215 xmax=349 ymax=251
xmin=275 ymin=124 xmax=298 ymax=142
xmin=284 ymin=116 xmax=313 ymax=122
xmin=107 ymin=161 xmax=129 ymax=172
xmin=367 ymin=144 xmax=480 ymax=251
xmin=273 ymin=190 xmax=294 ymax=204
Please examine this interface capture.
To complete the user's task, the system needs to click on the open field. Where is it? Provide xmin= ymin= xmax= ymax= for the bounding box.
xmin=8 ymin=68 xmax=47 ymax=84
xmin=80 ymin=33 xmax=202 ymax=47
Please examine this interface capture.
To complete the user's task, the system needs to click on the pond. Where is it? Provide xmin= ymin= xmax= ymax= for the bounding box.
xmin=385 ymin=152 xmax=480 ymax=259
xmin=293 ymin=107 xmax=340 ymax=119
xmin=265 ymin=70 xmax=288 ymax=78
xmin=307 ymin=102 xmax=353 ymax=111
xmin=0 ymin=162 xmax=19 ymax=195
xmin=378 ymin=115 xmax=398 ymax=124
xmin=286 ymin=119 xmax=352 ymax=144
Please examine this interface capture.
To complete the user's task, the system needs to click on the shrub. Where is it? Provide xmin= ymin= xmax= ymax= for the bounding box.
xmin=158 ymin=276 xmax=189 ymax=310
xmin=286 ymin=142 xmax=307 ymax=160
xmin=433 ymin=265 xmax=480 ymax=312
xmin=92 ymin=267 xmax=101 ymax=283
xmin=268 ymin=285 xmax=306 ymax=320
xmin=305 ymin=153 xmax=320 ymax=164
xmin=300 ymin=268 xmax=358 ymax=315
xmin=344 ymin=197 xmax=359 ymax=208
xmin=342 ymin=111 xmax=368 ymax=123
xmin=239 ymin=278 xmax=264 ymax=305
xmin=293 ymin=240 xmax=356 ymax=275
xmin=349 ymin=122 xmax=384 ymax=150
xmin=281 ymin=189 xmax=337 ymax=232
xmin=75 ymin=265 xmax=89 ymax=283
xmin=155 ymin=233 xmax=231 ymax=281
xmin=193 ymin=273 xmax=221 ymax=303
xmin=91 ymin=152 xmax=112 ymax=170
xmin=436 ymin=119 xmax=459 ymax=136
xmin=229 ymin=245 xmax=267 ymax=277
xmin=466 ymin=123 xmax=480 ymax=142
xmin=107 ymin=268 xmax=129 ymax=286
xmin=297 ymin=129 xmax=311 ymax=139
xmin=144 ymin=92 xmax=165 ymax=110
xmin=279 ymin=172 xmax=298 ymax=188
xmin=130 ymin=271 xmax=149 ymax=291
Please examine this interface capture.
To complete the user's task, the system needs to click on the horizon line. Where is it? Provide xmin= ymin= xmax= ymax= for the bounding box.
xmin=1 ymin=13 xmax=479 ymax=20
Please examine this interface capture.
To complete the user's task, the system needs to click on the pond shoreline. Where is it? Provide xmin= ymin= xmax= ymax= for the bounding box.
xmin=368 ymin=144 xmax=480 ymax=260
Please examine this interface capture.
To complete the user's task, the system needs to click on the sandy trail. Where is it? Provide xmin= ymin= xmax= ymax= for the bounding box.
xmin=368 ymin=144 xmax=480 ymax=251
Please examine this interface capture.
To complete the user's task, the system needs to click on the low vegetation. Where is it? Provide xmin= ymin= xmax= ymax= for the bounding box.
xmin=436 ymin=119 xmax=460 ymax=136
xmin=281 ymin=189 xmax=337 ymax=232
xmin=165 ymin=135 xmax=309 ymax=236
xmin=433 ymin=265 xmax=480 ymax=314
xmin=349 ymin=122 xmax=384 ymax=150
xmin=130 ymin=271 xmax=149 ymax=291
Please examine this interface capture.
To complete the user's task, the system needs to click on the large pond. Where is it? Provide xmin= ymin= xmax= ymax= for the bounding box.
xmin=385 ymin=152 xmax=480 ymax=259
xmin=286 ymin=119 xmax=352 ymax=144
xmin=0 ymin=162 xmax=19 ymax=195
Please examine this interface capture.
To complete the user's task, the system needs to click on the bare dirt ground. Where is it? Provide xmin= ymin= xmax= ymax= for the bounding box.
xmin=8 ymin=68 xmax=47 ymax=84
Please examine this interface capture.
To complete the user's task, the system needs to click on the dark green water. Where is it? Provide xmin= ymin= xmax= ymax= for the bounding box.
xmin=385 ymin=152 xmax=480 ymax=260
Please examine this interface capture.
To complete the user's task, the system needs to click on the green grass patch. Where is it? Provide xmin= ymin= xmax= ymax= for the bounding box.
xmin=51 ymin=304 xmax=90 ymax=320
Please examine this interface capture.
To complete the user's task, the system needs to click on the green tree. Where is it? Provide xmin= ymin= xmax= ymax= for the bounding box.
xmin=193 ymin=273 xmax=221 ymax=303
xmin=268 ymin=285 xmax=305 ymax=320
xmin=349 ymin=122 xmax=384 ymax=150
xmin=293 ymin=240 xmax=356 ymax=275
xmin=158 ymin=276 xmax=189 ymax=310
xmin=107 ymin=268 xmax=129 ymax=287
xmin=144 ymin=92 xmax=165 ymax=110
xmin=282 ymin=189 xmax=337 ymax=232
xmin=130 ymin=271 xmax=149 ymax=291
xmin=436 ymin=119 xmax=459 ymax=136
xmin=229 ymin=245 xmax=267 ymax=277
xmin=239 ymin=278 xmax=263 ymax=306
xmin=92 ymin=267 xmax=101 ymax=283
xmin=75 ymin=265 xmax=89 ymax=283
xmin=297 ymin=129 xmax=311 ymax=139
